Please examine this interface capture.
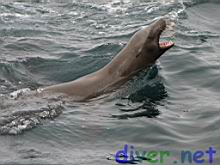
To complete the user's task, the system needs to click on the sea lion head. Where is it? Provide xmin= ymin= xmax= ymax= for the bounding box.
xmin=136 ymin=18 xmax=175 ymax=65
xmin=116 ymin=19 xmax=174 ymax=77
xmin=118 ymin=18 xmax=174 ymax=77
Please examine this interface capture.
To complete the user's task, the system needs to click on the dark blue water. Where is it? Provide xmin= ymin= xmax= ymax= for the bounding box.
xmin=0 ymin=0 xmax=220 ymax=164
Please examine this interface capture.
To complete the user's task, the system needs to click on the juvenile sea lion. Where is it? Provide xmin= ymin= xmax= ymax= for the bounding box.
xmin=41 ymin=18 xmax=174 ymax=101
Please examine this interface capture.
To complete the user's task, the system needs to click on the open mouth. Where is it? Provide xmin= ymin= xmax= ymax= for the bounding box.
xmin=158 ymin=21 xmax=175 ymax=49
xmin=159 ymin=41 xmax=174 ymax=49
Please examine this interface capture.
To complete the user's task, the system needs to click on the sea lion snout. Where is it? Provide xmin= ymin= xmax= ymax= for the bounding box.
xmin=148 ymin=18 xmax=174 ymax=51
xmin=147 ymin=18 xmax=166 ymax=42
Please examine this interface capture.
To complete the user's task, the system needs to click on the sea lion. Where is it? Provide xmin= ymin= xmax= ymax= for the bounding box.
xmin=41 ymin=18 xmax=174 ymax=101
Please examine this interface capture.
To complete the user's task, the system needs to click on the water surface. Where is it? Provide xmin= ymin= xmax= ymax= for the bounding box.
xmin=0 ymin=0 xmax=220 ymax=164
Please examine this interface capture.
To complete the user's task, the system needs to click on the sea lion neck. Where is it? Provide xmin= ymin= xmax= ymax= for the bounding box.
xmin=102 ymin=47 xmax=144 ymax=78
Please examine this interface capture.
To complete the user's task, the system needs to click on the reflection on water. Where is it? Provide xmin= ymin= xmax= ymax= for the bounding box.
xmin=113 ymin=65 xmax=167 ymax=119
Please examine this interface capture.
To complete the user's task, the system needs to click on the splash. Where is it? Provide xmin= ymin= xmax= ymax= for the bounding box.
xmin=0 ymin=88 xmax=64 ymax=135
xmin=0 ymin=104 xmax=63 ymax=135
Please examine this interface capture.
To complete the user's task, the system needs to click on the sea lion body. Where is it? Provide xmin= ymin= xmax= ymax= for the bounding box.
xmin=41 ymin=19 xmax=174 ymax=101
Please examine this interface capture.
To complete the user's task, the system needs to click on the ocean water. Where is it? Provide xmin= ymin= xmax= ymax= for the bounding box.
xmin=0 ymin=0 xmax=220 ymax=164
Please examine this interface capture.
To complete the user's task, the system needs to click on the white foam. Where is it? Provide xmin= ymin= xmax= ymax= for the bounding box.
xmin=0 ymin=13 xmax=30 ymax=18
xmin=102 ymin=0 xmax=131 ymax=14
xmin=9 ymin=88 xmax=31 ymax=99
